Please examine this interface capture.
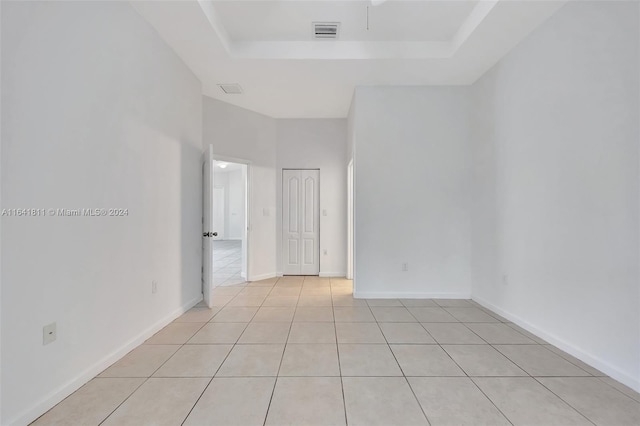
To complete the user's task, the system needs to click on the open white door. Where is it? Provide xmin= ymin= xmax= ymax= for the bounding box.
xmin=202 ymin=145 xmax=216 ymax=307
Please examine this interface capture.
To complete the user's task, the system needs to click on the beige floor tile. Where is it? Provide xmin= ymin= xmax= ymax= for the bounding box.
xmin=212 ymin=286 xmax=244 ymax=296
xmin=333 ymin=306 xmax=375 ymax=322
xmin=400 ymin=299 xmax=438 ymax=307
xmin=409 ymin=377 xmax=510 ymax=426
xmin=183 ymin=378 xmax=275 ymax=426
xmin=288 ymin=322 xmax=336 ymax=343
xmin=434 ymin=299 xmax=473 ymax=307
xmin=211 ymin=306 xmax=258 ymax=322
xmin=370 ymin=306 xmax=417 ymax=322
xmin=390 ymin=345 xmax=465 ymax=376
xmin=268 ymin=287 xmax=301 ymax=297
xmin=330 ymin=278 xmax=353 ymax=286
xmin=279 ymin=344 xmax=340 ymax=376
xmin=187 ymin=322 xmax=247 ymax=344
xmin=217 ymin=344 xmax=284 ymax=376
xmin=100 ymin=345 xmax=179 ymax=377
xmin=379 ymin=323 xmax=436 ymax=344
xmin=505 ymin=323 xmax=547 ymax=344
xmin=153 ymin=345 xmax=232 ymax=377
xmin=366 ymin=299 xmax=403 ymax=307
xmin=343 ymin=377 xmax=428 ymax=426
xmin=226 ymin=295 xmax=266 ymax=307
xmin=443 ymin=345 xmax=527 ymax=376
xmin=278 ymin=276 xmax=305 ymax=284
xmin=262 ymin=295 xmax=299 ymax=307
xmin=102 ymin=378 xmax=209 ymax=426
xmin=174 ymin=307 xmax=219 ymax=323
xmin=539 ymin=377 xmax=640 ymax=426
xmin=544 ymin=345 xmax=605 ymax=376
xmin=273 ymin=282 xmax=303 ymax=290
xmin=238 ymin=322 xmax=290 ymax=344
xmin=407 ymin=307 xmax=458 ymax=322
xmin=445 ymin=307 xmax=500 ymax=323
xmin=265 ymin=377 xmax=346 ymax=426
xmin=300 ymin=287 xmax=332 ymax=296
xmin=247 ymin=277 xmax=278 ymax=286
xmin=421 ymin=323 xmax=485 ymax=344
xmin=303 ymin=277 xmax=331 ymax=285
xmin=145 ymin=323 xmax=204 ymax=345
xmin=32 ymin=378 xmax=144 ymax=426
xmin=599 ymin=377 xmax=640 ymax=403
xmin=211 ymin=295 xmax=235 ymax=307
xmin=331 ymin=287 xmax=353 ymax=296
xmin=495 ymin=345 xmax=591 ymax=377
xmin=338 ymin=344 xmax=402 ymax=376
xmin=252 ymin=306 xmax=295 ymax=322
xmin=473 ymin=377 xmax=592 ymax=425
xmin=332 ymin=294 xmax=368 ymax=306
xmin=294 ymin=306 xmax=334 ymax=322
xmin=239 ymin=287 xmax=271 ymax=297
xmin=336 ymin=322 xmax=386 ymax=343
xmin=297 ymin=295 xmax=333 ymax=306
xmin=466 ymin=323 xmax=536 ymax=344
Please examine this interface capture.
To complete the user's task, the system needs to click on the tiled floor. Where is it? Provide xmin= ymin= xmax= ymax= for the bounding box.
xmin=33 ymin=277 xmax=640 ymax=425
xmin=213 ymin=240 xmax=244 ymax=286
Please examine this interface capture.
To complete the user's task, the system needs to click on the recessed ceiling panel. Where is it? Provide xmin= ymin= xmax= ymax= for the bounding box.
xmin=213 ymin=0 xmax=478 ymax=42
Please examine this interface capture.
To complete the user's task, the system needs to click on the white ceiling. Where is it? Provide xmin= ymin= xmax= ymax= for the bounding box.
xmin=214 ymin=1 xmax=478 ymax=42
xmin=132 ymin=0 xmax=566 ymax=118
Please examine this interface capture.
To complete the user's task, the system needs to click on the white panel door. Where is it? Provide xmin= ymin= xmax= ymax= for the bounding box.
xmin=202 ymin=145 xmax=216 ymax=307
xmin=282 ymin=169 xmax=319 ymax=275
xmin=213 ymin=187 xmax=225 ymax=240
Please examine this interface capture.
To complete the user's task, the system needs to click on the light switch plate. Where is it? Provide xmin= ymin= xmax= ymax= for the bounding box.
xmin=43 ymin=322 xmax=57 ymax=345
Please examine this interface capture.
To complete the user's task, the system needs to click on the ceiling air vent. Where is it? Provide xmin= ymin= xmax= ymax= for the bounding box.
xmin=218 ymin=83 xmax=243 ymax=94
xmin=313 ymin=22 xmax=340 ymax=40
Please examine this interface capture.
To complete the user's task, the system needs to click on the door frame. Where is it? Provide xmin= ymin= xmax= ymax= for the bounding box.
xmin=211 ymin=155 xmax=252 ymax=281
xmin=347 ymin=159 xmax=354 ymax=281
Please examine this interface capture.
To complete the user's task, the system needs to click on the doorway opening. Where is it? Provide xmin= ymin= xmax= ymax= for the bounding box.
xmin=212 ymin=160 xmax=248 ymax=287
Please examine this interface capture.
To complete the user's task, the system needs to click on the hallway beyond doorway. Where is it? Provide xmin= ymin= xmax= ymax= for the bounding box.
xmin=213 ymin=240 xmax=244 ymax=286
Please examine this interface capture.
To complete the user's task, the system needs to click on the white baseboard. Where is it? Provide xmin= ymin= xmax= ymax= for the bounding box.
xmin=10 ymin=295 xmax=203 ymax=426
xmin=354 ymin=291 xmax=471 ymax=299
xmin=319 ymin=272 xmax=346 ymax=278
xmin=472 ymin=295 xmax=640 ymax=393
xmin=249 ymin=272 xmax=277 ymax=282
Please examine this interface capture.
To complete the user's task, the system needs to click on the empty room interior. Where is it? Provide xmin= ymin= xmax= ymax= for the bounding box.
xmin=1 ymin=1 xmax=640 ymax=425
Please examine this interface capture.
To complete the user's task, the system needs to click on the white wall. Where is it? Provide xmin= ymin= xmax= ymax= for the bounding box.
xmin=352 ymin=87 xmax=472 ymax=298
xmin=203 ymin=96 xmax=277 ymax=281
xmin=1 ymin=2 xmax=203 ymax=424
xmin=470 ymin=1 xmax=640 ymax=390
xmin=276 ymin=119 xmax=348 ymax=277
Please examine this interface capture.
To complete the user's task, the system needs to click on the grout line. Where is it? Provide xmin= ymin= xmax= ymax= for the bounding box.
xmin=330 ymin=277 xmax=350 ymax=426
xmin=262 ymin=276 xmax=295 ymax=426
xmin=371 ymin=300 xmax=431 ymax=425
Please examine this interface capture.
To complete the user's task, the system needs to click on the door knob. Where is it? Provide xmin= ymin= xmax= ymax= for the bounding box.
xmin=202 ymin=232 xmax=219 ymax=237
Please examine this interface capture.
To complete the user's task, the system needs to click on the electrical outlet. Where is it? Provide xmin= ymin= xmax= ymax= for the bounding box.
xmin=502 ymin=274 xmax=509 ymax=286
xmin=322 ymin=209 xmax=327 ymax=216
xmin=152 ymin=280 xmax=158 ymax=294
xmin=43 ymin=322 xmax=57 ymax=345
xmin=323 ymin=249 xmax=328 ymax=255
xmin=402 ymin=262 xmax=409 ymax=272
